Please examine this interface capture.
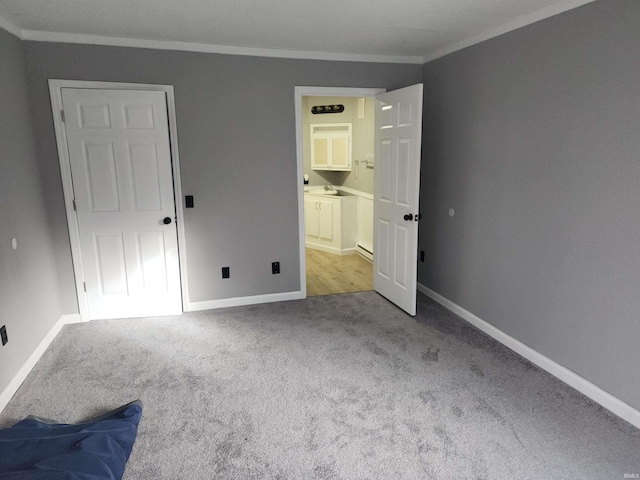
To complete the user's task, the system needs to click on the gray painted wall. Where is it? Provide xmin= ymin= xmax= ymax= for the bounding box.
xmin=0 ymin=28 xmax=62 ymax=393
xmin=22 ymin=42 xmax=421 ymax=309
xmin=419 ymin=0 xmax=640 ymax=410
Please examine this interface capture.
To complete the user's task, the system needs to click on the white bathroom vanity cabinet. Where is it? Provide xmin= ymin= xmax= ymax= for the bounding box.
xmin=304 ymin=192 xmax=357 ymax=255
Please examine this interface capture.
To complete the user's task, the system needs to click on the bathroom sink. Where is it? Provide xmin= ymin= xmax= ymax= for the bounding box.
xmin=308 ymin=188 xmax=337 ymax=195
xmin=306 ymin=188 xmax=355 ymax=196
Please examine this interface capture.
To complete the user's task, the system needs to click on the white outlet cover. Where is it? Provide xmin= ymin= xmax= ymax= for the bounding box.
xmin=11 ymin=238 xmax=17 ymax=249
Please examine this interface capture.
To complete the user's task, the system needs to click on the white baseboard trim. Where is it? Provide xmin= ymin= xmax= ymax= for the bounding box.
xmin=417 ymin=283 xmax=640 ymax=430
xmin=186 ymin=290 xmax=305 ymax=312
xmin=355 ymin=242 xmax=373 ymax=262
xmin=0 ymin=313 xmax=82 ymax=414
xmin=305 ymin=243 xmax=356 ymax=256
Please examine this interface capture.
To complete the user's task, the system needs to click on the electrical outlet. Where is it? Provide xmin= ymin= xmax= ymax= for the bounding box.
xmin=420 ymin=250 xmax=425 ymax=262
xmin=222 ymin=267 xmax=230 ymax=279
xmin=0 ymin=325 xmax=7 ymax=346
xmin=272 ymin=262 xmax=280 ymax=274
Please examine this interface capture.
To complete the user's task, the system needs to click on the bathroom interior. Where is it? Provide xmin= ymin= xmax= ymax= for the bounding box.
xmin=302 ymin=95 xmax=374 ymax=296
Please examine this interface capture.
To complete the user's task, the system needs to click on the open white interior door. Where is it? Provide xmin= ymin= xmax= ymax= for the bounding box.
xmin=373 ymin=84 xmax=423 ymax=316
xmin=61 ymin=88 xmax=182 ymax=320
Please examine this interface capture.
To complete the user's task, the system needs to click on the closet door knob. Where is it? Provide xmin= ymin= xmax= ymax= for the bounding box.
xmin=403 ymin=213 xmax=413 ymax=221
xmin=163 ymin=217 xmax=172 ymax=225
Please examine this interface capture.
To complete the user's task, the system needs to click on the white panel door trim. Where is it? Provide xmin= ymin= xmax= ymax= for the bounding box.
xmin=49 ymin=80 xmax=188 ymax=321
xmin=294 ymin=86 xmax=385 ymax=298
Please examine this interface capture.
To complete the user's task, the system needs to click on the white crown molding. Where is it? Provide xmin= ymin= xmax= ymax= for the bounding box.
xmin=422 ymin=0 xmax=598 ymax=63
xmin=417 ymin=283 xmax=640 ymax=430
xmin=0 ymin=12 xmax=22 ymax=38
xmin=3 ymin=0 xmax=596 ymax=66
xmin=21 ymin=29 xmax=424 ymax=65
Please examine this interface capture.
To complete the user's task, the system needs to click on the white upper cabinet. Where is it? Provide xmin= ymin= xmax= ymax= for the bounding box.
xmin=310 ymin=123 xmax=352 ymax=171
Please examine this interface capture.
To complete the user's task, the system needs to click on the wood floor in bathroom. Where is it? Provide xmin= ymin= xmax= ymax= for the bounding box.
xmin=306 ymin=247 xmax=373 ymax=297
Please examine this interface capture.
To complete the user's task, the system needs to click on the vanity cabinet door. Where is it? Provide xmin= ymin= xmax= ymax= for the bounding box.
xmin=330 ymin=136 xmax=350 ymax=170
xmin=318 ymin=199 xmax=334 ymax=241
xmin=304 ymin=197 xmax=319 ymax=237
xmin=312 ymin=137 xmax=329 ymax=169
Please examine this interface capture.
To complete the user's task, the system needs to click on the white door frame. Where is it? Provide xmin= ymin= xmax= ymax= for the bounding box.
xmin=49 ymin=80 xmax=189 ymax=321
xmin=294 ymin=86 xmax=385 ymax=297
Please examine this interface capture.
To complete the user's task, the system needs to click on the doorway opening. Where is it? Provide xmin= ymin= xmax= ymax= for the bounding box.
xmin=295 ymin=87 xmax=384 ymax=297
xmin=295 ymin=84 xmax=423 ymax=315
xmin=303 ymin=95 xmax=374 ymax=296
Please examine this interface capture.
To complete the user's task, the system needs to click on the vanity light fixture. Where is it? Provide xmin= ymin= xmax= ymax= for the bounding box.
xmin=311 ymin=104 xmax=345 ymax=114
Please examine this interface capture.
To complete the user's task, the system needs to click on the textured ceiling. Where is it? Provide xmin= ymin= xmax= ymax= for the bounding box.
xmin=0 ymin=0 xmax=595 ymax=62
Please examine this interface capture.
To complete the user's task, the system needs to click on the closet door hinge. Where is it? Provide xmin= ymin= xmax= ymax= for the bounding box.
xmin=72 ymin=199 xmax=77 ymax=211
xmin=83 ymin=282 xmax=87 ymax=292
xmin=61 ymin=110 xmax=65 ymax=123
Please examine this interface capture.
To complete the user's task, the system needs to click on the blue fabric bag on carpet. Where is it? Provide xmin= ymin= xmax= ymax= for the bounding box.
xmin=0 ymin=400 xmax=142 ymax=480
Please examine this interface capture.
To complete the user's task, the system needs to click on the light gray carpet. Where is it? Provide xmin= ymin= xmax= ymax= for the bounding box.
xmin=1 ymin=291 xmax=639 ymax=479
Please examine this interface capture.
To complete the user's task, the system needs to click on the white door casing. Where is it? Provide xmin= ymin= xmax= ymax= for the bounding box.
xmin=60 ymin=87 xmax=182 ymax=320
xmin=373 ymin=84 xmax=424 ymax=316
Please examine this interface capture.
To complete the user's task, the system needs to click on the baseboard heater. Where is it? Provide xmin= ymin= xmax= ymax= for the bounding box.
xmin=355 ymin=242 xmax=373 ymax=262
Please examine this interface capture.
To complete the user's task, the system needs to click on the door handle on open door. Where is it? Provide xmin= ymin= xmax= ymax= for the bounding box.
xmin=163 ymin=217 xmax=172 ymax=225
xmin=403 ymin=213 xmax=413 ymax=221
